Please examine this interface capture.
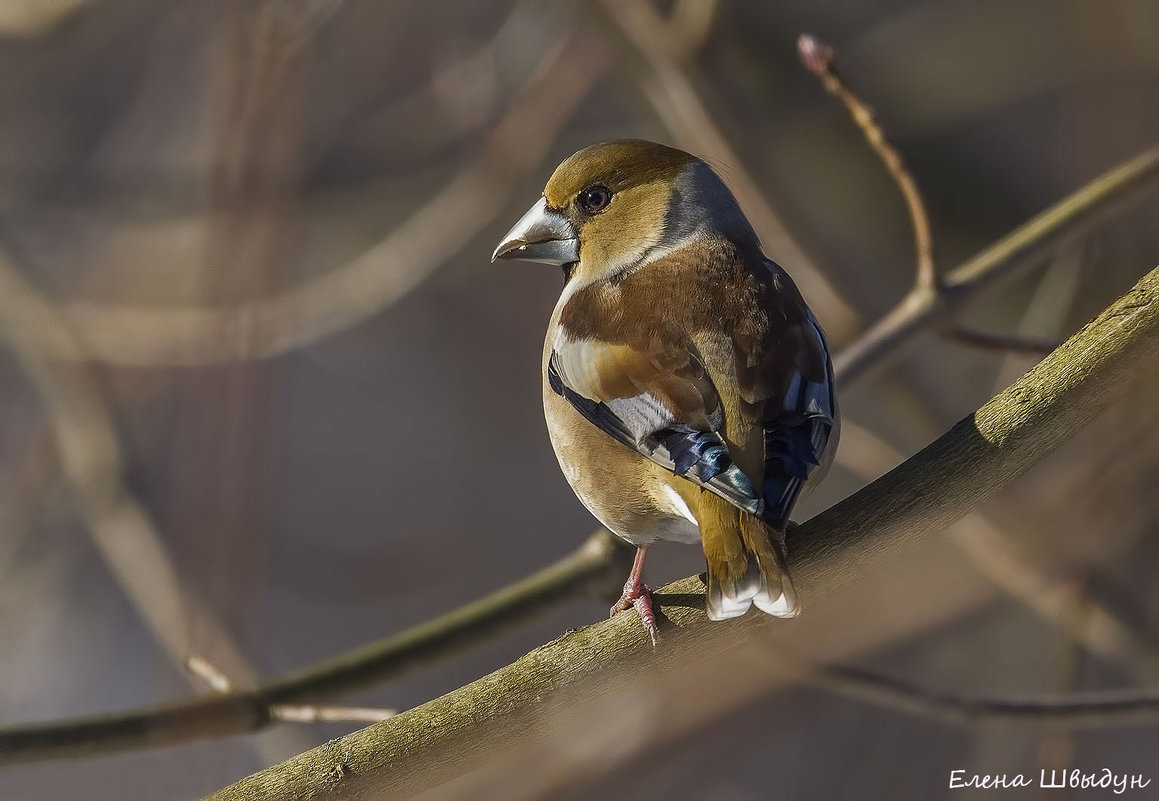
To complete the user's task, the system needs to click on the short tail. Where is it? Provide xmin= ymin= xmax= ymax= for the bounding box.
xmin=698 ymin=492 xmax=799 ymax=621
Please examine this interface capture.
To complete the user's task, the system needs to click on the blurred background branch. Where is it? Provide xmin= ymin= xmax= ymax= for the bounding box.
xmin=795 ymin=659 xmax=1159 ymax=728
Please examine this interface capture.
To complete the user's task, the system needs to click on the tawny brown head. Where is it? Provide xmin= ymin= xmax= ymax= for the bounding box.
xmin=493 ymin=140 xmax=757 ymax=284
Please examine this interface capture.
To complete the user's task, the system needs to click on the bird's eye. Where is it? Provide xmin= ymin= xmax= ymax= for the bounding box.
xmin=577 ymin=185 xmax=612 ymax=214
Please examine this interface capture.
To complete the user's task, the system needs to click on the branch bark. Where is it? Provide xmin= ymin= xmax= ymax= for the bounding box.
xmin=207 ymin=267 xmax=1159 ymax=800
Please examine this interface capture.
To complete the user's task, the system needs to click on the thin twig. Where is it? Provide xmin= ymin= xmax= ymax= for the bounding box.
xmin=800 ymin=35 xmax=1155 ymax=684
xmin=799 ymin=34 xmax=939 ymax=294
xmin=801 ymin=660 xmax=1159 ymax=728
xmin=271 ymin=706 xmax=397 ymax=724
xmin=187 ymin=656 xmax=398 ymax=725
xmin=793 ymin=36 xmax=1159 ymax=387
xmin=187 ymin=656 xmax=235 ymax=695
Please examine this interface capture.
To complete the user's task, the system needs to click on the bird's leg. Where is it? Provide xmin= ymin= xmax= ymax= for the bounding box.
xmin=610 ymin=545 xmax=658 ymax=645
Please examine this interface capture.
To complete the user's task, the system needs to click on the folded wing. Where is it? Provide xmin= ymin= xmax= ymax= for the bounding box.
xmin=548 ymin=259 xmax=836 ymax=529
xmin=548 ymin=339 xmax=764 ymax=515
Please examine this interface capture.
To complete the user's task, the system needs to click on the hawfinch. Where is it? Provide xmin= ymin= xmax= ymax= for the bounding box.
xmin=493 ymin=140 xmax=838 ymax=642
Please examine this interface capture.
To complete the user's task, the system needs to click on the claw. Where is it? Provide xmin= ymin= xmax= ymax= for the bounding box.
xmin=636 ymin=591 xmax=659 ymax=646
xmin=610 ymin=583 xmax=658 ymax=645
xmin=610 ymin=546 xmax=659 ymax=645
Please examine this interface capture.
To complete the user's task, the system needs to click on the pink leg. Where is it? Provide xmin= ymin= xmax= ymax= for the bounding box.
xmin=610 ymin=546 xmax=658 ymax=645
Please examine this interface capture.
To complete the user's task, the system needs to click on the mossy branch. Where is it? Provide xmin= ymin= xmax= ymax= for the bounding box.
xmin=207 ymin=268 xmax=1159 ymax=800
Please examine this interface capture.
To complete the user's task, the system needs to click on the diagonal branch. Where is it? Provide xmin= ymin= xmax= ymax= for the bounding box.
xmin=206 ymin=267 xmax=1159 ymax=800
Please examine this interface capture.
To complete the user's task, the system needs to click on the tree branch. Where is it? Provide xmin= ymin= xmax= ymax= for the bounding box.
xmin=206 ymin=268 xmax=1159 ymax=800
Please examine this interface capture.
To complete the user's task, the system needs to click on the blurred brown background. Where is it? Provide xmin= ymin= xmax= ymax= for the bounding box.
xmin=0 ymin=1 xmax=1157 ymax=799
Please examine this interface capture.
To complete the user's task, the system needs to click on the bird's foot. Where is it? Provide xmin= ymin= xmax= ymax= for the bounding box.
xmin=610 ymin=579 xmax=659 ymax=646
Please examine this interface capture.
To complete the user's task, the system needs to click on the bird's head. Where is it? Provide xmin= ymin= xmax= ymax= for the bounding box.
xmin=492 ymin=139 xmax=757 ymax=283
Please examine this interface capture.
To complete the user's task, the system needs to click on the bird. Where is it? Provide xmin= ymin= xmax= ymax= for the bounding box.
xmin=492 ymin=140 xmax=838 ymax=643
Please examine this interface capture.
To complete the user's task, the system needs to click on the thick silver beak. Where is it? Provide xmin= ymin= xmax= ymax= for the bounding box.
xmin=491 ymin=197 xmax=579 ymax=266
